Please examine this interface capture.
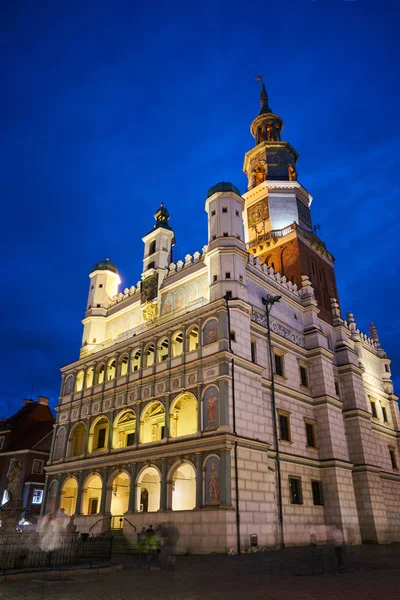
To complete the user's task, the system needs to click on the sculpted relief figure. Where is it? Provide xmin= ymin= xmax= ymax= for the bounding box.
xmin=207 ymin=462 xmax=220 ymax=503
xmin=206 ymin=390 xmax=218 ymax=424
xmin=266 ymin=122 xmax=274 ymax=141
xmin=6 ymin=458 xmax=23 ymax=506
xmin=288 ymin=163 xmax=297 ymax=181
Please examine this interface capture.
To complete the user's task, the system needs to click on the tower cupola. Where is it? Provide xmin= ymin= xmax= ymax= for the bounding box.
xmin=142 ymin=203 xmax=175 ymax=276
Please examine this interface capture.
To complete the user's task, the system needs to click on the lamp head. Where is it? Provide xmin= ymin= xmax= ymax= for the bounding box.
xmin=262 ymin=295 xmax=281 ymax=306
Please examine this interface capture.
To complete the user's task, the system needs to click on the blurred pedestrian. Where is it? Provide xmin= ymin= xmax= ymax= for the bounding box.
xmin=309 ymin=529 xmax=324 ymax=575
xmin=332 ymin=524 xmax=345 ymax=572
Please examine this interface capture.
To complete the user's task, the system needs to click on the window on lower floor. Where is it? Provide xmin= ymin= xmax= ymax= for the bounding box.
xmin=97 ymin=427 xmax=106 ymax=449
xmin=251 ymin=340 xmax=257 ymax=363
xmin=274 ymin=353 xmax=284 ymax=377
xmin=370 ymin=399 xmax=378 ymax=418
xmin=32 ymin=489 xmax=43 ymax=505
xmin=300 ymin=366 xmax=309 ymax=387
xmin=289 ymin=476 xmax=303 ymax=505
xmin=32 ymin=459 xmax=44 ymax=474
xmin=305 ymin=420 xmax=317 ymax=448
xmin=389 ymin=447 xmax=398 ymax=470
xmin=278 ymin=411 xmax=291 ymax=442
xmin=311 ymin=480 xmax=324 ymax=506
xmin=88 ymin=497 xmax=99 ymax=515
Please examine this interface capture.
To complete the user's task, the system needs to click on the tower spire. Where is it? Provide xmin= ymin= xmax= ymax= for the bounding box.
xmin=259 ymin=82 xmax=272 ymax=115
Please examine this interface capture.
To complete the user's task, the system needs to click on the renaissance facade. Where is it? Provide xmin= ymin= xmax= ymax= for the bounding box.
xmin=42 ymin=85 xmax=400 ymax=552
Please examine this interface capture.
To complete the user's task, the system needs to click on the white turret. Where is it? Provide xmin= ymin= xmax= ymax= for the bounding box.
xmin=81 ymin=258 xmax=120 ymax=356
xmin=204 ymin=182 xmax=247 ymax=302
xmin=142 ymin=204 xmax=175 ymax=283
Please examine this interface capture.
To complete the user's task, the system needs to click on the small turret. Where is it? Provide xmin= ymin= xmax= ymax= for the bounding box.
xmin=142 ymin=204 xmax=175 ymax=276
xmin=81 ymin=258 xmax=121 ymax=356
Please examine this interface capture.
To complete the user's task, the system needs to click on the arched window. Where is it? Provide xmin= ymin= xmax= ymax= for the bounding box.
xmin=81 ymin=474 xmax=102 ymax=515
xmin=53 ymin=427 xmax=66 ymax=461
xmin=119 ymin=354 xmax=129 ymax=376
xmin=110 ymin=472 xmax=130 ymax=517
xmin=97 ymin=364 xmax=105 ymax=385
xmin=88 ymin=417 xmax=109 ymax=453
xmin=149 ymin=240 xmax=156 ymax=256
xmin=69 ymin=422 xmax=86 ymax=457
xmin=63 ymin=375 xmax=74 ymax=396
xmin=137 ymin=467 xmax=160 ymax=512
xmin=187 ymin=326 xmax=199 ymax=352
xmin=86 ymin=366 xmax=94 ymax=388
xmin=145 ymin=343 xmax=155 ymax=368
xmin=59 ymin=477 xmax=78 ymax=516
xmin=140 ymin=402 xmax=165 ymax=443
xmin=170 ymin=463 xmax=196 ymax=511
xmin=171 ymin=331 xmax=183 ymax=357
xmin=131 ymin=348 xmax=141 ymax=372
xmin=169 ymin=393 xmax=198 ymax=438
xmin=75 ymin=371 xmax=84 ymax=392
xmin=107 ymin=358 xmax=116 ymax=381
xmin=158 ymin=337 xmax=169 ymax=362
xmin=112 ymin=411 xmax=136 ymax=449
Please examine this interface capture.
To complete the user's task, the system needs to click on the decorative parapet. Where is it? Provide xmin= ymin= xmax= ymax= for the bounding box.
xmin=110 ymin=283 xmax=141 ymax=307
xmin=167 ymin=247 xmax=206 ymax=277
xmin=247 ymin=253 xmax=300 ymax=297
xmin=251 ymin=307 xmax=305 ymax=348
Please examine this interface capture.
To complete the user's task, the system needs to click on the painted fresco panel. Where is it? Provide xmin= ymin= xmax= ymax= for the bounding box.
xmin=203 ymin=385 xmax=219 ymax=430
xmin=205 ymin=456 xmax=220 ymax=505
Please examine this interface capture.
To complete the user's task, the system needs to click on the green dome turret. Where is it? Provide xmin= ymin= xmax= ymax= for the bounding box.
xmin=207 ymin=182 xmax=241 ymax=198
xmin=91 ymin=257 xmax=118 ymax=274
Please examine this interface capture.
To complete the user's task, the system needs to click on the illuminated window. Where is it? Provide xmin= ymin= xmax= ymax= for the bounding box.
xmin=1 ymin=490 xmax=9 ymax=506
xmin=32 ymin=489 xmax=43 ymax=505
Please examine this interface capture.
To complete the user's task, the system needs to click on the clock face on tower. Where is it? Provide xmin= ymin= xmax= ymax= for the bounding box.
xmin=248 ymin=199 xmax=269 ymax=227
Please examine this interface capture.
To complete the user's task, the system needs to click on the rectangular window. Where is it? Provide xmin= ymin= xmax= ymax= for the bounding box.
xmin=230 ymin=330 xmax=236 ymax=342
xmin=0 ymin=436 xmax=4 ymax=450
xmin=385 ymin=364 xmax=390 ymax=372
xmin=88 ymin=497 xmax=98 ymax=515
xmin=289 ymin=477 xmax=303 ymax=505
xmin=278 ymin=412 xmax=290 ymax=442
xmin=225 ymin=272 xmax=231 ymax=279
xmin=213 ymin=275 xmax=217 ymax=282
xmin=223 ymin=232 xmax=228 ymax=237
xmin=32 ymin=489 xmax=43 ymax=505
xmin=222 ymin=207 xmax=228 ymax=213
xmin=251 ymin=340 xmax=257 ymax=364
xmin=126 ymin=433 xmax=135 ymax=446
xmin=236 ymin=210 xmax=240 ymax=217
xmin=382 ymin=406 xmax=388 ymax=423
xmin=370 ymin=399 xmax=377 ymax=418
xmin=300 ymin=366 xmax=308 ymax=387
xmin=334 ymin=380 xmax=340 ymax=397
xmin=32 ymin=459 xmax=43 ymax=474
xmin=311 ymin=480 xmax=324 ymax=506
xmin=389 ymin=447 xmax=398 ymax=470
xmin=97 ymin=428 xmax=106 ymax=449
xmin=225 ymin=290 xmax=232 ymax=299
xmin=99 ymin=284 xmax=103 ymax=288
xmin=305 ymin=421 xmax=317 ymax=448
xmin=274 ymin=353 xmax=283 ymax=377
xmin=211 ymin=210 xmax=216 ymax=216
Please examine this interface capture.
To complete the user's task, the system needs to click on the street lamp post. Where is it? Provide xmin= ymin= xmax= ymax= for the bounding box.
xmin=262 ymin=294 xmax=284 ymax=549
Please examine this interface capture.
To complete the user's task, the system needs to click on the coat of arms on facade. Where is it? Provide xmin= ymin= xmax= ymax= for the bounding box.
xmin=248 ymin=198 xmax=269 ymax=227
xmin=142 ymin=301 xmax=158 ymax=322
xmin=141 ymin=272 xmax=158 ymax=303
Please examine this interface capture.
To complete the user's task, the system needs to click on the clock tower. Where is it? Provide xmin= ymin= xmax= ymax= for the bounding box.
xmin=243 ymin=82 xmax=338 ymax=324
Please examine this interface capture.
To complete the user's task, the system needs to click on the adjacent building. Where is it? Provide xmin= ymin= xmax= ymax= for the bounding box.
xmin=43 ymin=84 xmax=399 ymax=552
xmin=0 ymin=396 xmax=54 ymax=524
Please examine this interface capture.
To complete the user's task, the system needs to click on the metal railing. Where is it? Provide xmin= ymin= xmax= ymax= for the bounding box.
xmin=110 ymin=515 xmax=137 ymax=531
xmin=0 ymin=532 xmax=113 ymax=573
xmin=89 ymin=515 xmax=111 ymax=533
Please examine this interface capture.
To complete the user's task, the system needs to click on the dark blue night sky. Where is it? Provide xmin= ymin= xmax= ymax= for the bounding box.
xmin=1 ymin=0 xmax=399 ymax=415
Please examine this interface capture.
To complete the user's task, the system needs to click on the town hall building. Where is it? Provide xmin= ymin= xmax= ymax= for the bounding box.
xmin=42 ymin=83 xmax=400 ymax=552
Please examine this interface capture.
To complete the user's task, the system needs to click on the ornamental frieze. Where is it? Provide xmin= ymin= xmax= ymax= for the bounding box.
xmin=251 ymin=307 xmax=305 ymax=348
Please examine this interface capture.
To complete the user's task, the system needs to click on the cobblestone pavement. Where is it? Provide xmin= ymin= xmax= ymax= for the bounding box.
xmin=2 ymin=548 xmax=400 ymax=600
